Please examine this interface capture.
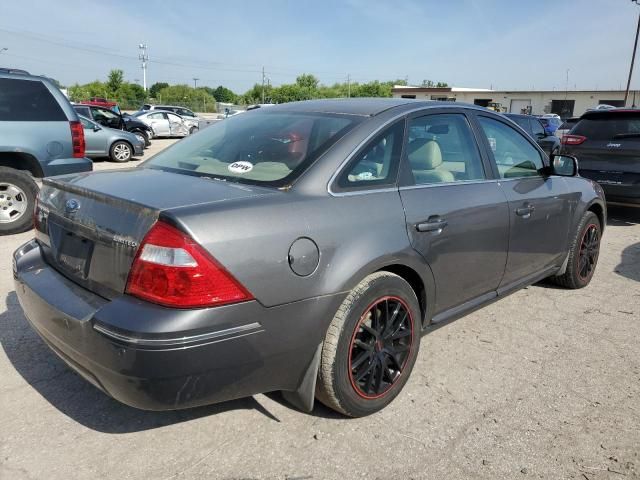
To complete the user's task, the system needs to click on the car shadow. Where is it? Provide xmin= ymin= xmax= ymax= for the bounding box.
xmin=607 ymin=206 xmax=639 ymax=227
xmin=0 ymin=291 xmax=281 ymax=433
xmin=615 ymin=242 xmax=640 ymax=283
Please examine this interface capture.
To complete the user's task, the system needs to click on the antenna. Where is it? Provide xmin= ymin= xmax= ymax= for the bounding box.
xmin=138 ymin=43 xmax=149 ymax=91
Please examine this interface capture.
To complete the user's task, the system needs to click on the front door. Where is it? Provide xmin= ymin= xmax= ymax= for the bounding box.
xmin=147 ymin=112 xmax=170 ymax=136
xmin=474 ymin=115 xmax=572 ymax=289
xmin=79 ymin=117 xmax=107 ymax=156
xmin=399 ymin=112 xmax=510 ymax=315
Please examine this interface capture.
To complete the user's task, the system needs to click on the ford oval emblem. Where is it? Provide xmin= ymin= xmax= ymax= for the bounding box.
xmin=65 ymin=198 xmax=80 ymax=214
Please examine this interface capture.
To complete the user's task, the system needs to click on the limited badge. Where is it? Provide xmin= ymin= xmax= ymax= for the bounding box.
xmin=228 ymin=161 xmax=254 ymax=174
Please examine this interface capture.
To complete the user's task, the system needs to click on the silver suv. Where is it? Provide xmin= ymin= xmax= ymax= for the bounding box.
xmin=0 ymin=69 xmax=92 ymax=234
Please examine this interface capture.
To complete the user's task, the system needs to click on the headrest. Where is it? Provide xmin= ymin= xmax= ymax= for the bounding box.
xmin=408 ymin=139 xmax=442 ymax=170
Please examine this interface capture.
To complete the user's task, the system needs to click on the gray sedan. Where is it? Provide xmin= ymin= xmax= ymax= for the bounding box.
xmin=14 ymin=99 xmax=605 ymax=417
xmin=79 ymin=115 xmax=144 ymax=162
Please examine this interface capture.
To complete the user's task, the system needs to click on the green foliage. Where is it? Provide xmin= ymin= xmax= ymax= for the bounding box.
xmin=295 ymin=74 xmax=319 ymax=89
xmin=421 ymin=79 xmax=449 ymax=88
xmin=156 ymin=85 xmax=217 ymax=112
xmin=107 ymin=69 xmax=124 ymax=93
xmin=149 ymin=82 xmax=169 ymax=99
xmin=213 ymin=85 xmax=237 ymax=103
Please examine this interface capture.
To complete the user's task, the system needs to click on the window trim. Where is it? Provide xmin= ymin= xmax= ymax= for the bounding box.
xmin=471 ymin=113 xmax=549 ymax=180
xmin=399 ymin=111 xmax=491 ymax=188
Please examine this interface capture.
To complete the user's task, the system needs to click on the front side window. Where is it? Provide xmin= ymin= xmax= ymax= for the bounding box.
xmin=406 ymin=114 xmax=485 ymax=185
xmin=477 ymin=116 xmax=544 ymax=179
xmin=146 ymin=112 xmax=359 ymax=186
xmin=337 ymin=121 xmax=404 ymax=189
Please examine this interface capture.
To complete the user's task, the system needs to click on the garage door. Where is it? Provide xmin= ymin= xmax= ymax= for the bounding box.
xmin=510 ymin=99 xmax=531 ymax=114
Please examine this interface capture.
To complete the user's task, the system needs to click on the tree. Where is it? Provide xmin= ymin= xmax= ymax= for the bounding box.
xmin=107 ymin=69 xmax=124 ymax=94
xmin=149 ymin=82 xmax=169 ymax=99
xmin=213 ymin=85 xmax=237 ymax=103
xmin=421 ymin=79 xmax=449 ymax=88
xmin=295 ymin=73 xmax=319 ymax=90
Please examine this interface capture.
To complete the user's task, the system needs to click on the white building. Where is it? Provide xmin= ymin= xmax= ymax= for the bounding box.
xmin=391 ymin=86 xmax=637 ymax=117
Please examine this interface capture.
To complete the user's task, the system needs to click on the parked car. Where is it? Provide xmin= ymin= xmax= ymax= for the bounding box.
xmin=538 ymin=116 xmax=563 ymax=136
xmin=73 ymin=104 xmax=152 ymax=147
xmin=79 ymin=97 xmax=121 ymax=114
xmin=79 ymin=115 xmax=144 ymax=162
xmin=139 ymin=104 xmax=201 ymax=133
xmin=561 ymin=108 xmax=640 ymax=206
xmin=0 ymin=69 xmax=92 ymax=234
xmin=14 ymin=99 xmax=606 ymax=417
xmin=132 ymin=110 xmax=191 ymax=137
xmin=504 ymin=113 xmax=560 ymax=155
xmin=555 ymin=117 xmax=580 ymax=141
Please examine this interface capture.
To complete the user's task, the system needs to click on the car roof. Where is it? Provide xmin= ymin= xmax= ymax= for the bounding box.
xmin=580 ymin=108 xmax=640 ymax=120
xmin=503 ymin=113 xmax=530 ymax=119
xmin=256 ymin=98 xmax=484 ymax=117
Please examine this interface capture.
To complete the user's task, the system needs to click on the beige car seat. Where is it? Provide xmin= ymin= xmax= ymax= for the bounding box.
xmin=408 ymin=139 xmax=455 ymax=184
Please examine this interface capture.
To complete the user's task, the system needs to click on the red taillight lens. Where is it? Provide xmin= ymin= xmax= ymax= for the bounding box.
xmin=126 ymin=221 xmax=253 ymax=308
xmin=70 ymin=121 xmax=85 ymax=158
xmin=561 ymin=134 xmax=587 ymax=146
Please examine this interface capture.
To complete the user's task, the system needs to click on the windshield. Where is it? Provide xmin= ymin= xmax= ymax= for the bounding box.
xmin=144 ymin=111 xmax=360 ymax=186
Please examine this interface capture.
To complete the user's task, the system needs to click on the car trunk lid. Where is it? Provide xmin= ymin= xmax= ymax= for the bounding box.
xmin=35 ymin=167 xmax=275 ymax=299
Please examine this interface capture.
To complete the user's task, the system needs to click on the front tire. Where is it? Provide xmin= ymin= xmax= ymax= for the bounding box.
xmin=133 ymin=130 xmax=150 ymax=147
xmin=189 ymin=126 xmax=198 ymax=135
xmin=109 ymin=141 xmax=132 ymax=163
xmin=552 ymin=211 xmax=601 ymax=289
xmin=0 ymin=168 xmax=38 ymax=235
xmin=316 ymin=272 xmax=421 ymax=417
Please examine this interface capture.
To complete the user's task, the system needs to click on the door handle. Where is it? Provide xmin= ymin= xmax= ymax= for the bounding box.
xmin=515 ymin=204 xmax=535 ymax=218
xmin=416 ymin=217 xmax=448 ymax=233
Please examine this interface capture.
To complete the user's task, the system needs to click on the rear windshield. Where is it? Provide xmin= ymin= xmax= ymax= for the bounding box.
xmin=144 ymin=111 xmax=360 ymax=186
xmin=0 ymin=78 xmax=66 ymax=121
xmin=558 ymin=119 xmax=578 ymax=130
xmin=573 ymin=115 xmax=640 ymax=140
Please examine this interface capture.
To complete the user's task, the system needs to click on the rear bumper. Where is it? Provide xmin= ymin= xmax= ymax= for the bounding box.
xmin=13 ymin=239 xmax=344 ymax=410
xmin=41 ymin=157 xmax=93 ymax=177
xmin=580 ymin=171 xmax=640 ymax=205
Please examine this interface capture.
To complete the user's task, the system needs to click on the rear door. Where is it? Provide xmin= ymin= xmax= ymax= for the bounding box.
xmin=147 ymin=112 xmax=170 ymax=136
xmin=567 ymin=113 xmax=640 ymax=196
xmin=474 ymin=114 xmax=572 ymax=290
xmin=398 ymin=111 xmax=509 ymax=315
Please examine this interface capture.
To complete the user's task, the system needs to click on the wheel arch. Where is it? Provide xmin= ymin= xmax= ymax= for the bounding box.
xmin=375 ymin=263 xmax=429 ymax=327
xmin=0 ymin=152 xmax=44 ymax=178
xmin=586 ymin=200 xmax=606 ymax=233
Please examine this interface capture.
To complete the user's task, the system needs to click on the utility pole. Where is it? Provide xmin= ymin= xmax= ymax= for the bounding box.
xmin=261 ymin=66 xmax=266 ymax=104
xmin=138 ymin=43 xmax=149 ymax=91
xmin=193 ymin=77 xmax=199 ymax=88
xmin=347 ymin=74 xmax=351 ymax=98
xmin=625 ymin=1 xmax=640 ymax=106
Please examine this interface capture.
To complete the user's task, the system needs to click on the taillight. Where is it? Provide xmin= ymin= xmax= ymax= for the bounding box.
xmin=561 ymin=134 xmax=587 ymax=146
xmin=125 ymin=221 xmax=253 ymax=308
xmin=70 ymin=121 xmax=85 ymax=158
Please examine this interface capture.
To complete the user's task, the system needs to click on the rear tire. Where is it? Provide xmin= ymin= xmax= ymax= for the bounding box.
xmin=552 ymin=211 xmax=601 ymax=289
xmin=189 ymin=126 xmax=198 ymax=135
xmin=109 ymin=141 xmax=132 ymax=163
xmin=316 ymin=272 xmax=421 ymax=417
xmin=0 ymin=168 xmax=38 ymax=235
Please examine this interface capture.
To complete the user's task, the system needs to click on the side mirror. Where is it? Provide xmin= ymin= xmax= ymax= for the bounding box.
xmin=536 ymin=132 xmax=546 ymax=139
xmin=93 ymin=125 xmax=101 ymax=132
xmin=550 ymin=154 xmax=578 ymax=177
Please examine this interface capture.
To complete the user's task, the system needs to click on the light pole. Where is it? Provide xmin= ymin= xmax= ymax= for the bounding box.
xmin=138 ymin=43 xmax=148 ymax=91
xmin=625 ymin=1 xmax=640 ymax=106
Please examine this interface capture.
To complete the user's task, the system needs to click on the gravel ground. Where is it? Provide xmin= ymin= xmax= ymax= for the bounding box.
xmin=0 ymin=142 xmax=638 ymax=479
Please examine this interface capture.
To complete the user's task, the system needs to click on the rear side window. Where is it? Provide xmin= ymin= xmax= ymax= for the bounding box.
xmin=406 ymin=114 xmax=486 ymax=184
xmin=573 ymin=116 xmax=640 ymax=140
xmin=0 ymin=78 xmax=66 ymax=121
xmin=530 ymin=119 xmax=545 ymax=137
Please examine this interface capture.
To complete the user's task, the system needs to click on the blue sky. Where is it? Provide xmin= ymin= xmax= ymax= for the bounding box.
xmin=0 ymin=0 xmax=636 ymax=92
